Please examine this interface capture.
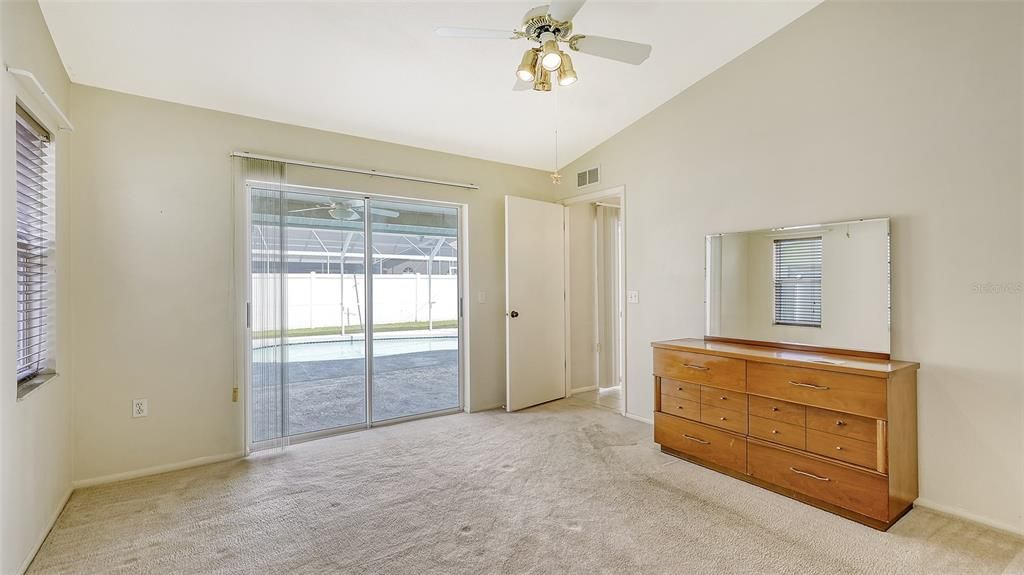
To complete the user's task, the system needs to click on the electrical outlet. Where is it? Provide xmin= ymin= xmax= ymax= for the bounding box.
xmin=627 ymin=290 xmax=639 ymax=304
xmin=132 ymin=399 xmax=148 ymax=418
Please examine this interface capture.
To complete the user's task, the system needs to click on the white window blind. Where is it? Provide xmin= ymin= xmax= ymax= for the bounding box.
xmin=773 ymin=236 xmax=822 ymax=327
xmin=16 ymin=104 xmax=55 ymax=383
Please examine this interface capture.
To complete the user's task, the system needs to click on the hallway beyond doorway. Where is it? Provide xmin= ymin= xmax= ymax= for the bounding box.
xmin=570 ymin=387 xmax=623 ymax=413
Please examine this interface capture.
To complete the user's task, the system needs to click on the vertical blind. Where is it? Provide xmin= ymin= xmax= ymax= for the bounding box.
xmin=237 ymin=157 xmax=288 ymax=451
xmin=16 ymin=104 xmax=55 ymax=382
xmin=773 ymin=236 xmax=822 ymax=327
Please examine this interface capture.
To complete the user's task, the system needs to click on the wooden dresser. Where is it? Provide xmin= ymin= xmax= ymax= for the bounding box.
xmin=652 ymin=338 xmax=919 ymax=530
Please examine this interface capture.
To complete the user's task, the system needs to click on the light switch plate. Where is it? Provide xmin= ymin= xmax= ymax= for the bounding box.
xmin=627 ymin=290 xmax=639 ymax=304
xmin=477 ymin=290 xmax=487 ymax=304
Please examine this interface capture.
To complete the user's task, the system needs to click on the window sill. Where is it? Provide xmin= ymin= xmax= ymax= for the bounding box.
xmin=17 ymin=372 xmax=58 ymax=401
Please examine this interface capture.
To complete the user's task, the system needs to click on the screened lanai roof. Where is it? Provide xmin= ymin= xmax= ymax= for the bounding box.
xmin=251 ymin=223 xmax=458 ymax=267
xmin=249 ymin=185 xmax=459 ymax=268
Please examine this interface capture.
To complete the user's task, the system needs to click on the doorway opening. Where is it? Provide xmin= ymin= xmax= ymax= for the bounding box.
xmin=245 ymin=182 xmax=464 ymax=452
xmin=564 ymin=187 xmax=626 ymax=414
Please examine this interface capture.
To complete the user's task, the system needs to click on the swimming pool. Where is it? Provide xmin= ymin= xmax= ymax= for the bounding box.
xmin=253 ymin=336 xmax=457 ymax=363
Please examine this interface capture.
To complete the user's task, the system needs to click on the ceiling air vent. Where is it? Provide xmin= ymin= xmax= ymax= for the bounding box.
xmin=576 ymin=166 xmax=600 ymax=188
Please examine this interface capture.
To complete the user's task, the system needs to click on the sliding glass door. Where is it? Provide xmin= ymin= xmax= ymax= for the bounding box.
xmin=247 ymin=184 xmax=461 ymax=450
xmin=369 ymin=200 xmax=461 ymax=422
xmin=281 ymin=190 xmax=370 ymax=436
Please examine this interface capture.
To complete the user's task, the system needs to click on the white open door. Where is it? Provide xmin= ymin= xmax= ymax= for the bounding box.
xmin=505 ymin=196 xmax=566 ymax=411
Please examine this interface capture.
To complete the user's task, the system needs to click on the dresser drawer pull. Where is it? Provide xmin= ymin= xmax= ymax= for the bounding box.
xmin=835 ymin=446 xmax=843 ymax=451
xmin=719 ymin=396 xmax=727 ymax=400
xmin=835 ymin=420 xmax=846 ymax=426
xmin=683 ymin=434 xmax=709 ymax=444
xmin=684 ymin=364 xmax=709 ymax=371
xmin=771 ymin=429 xmax=779 ymax=434
xmin=789 ymin=380 xmax=830 ymax=391
xmin=790 ymin=467 xmax=831 ymax=481
xmin=771 ymin=407 xmax=779 ymax=412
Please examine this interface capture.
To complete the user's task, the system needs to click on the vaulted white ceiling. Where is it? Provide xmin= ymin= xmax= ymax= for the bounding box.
xmin=40 ymin=1 xmax=819 ymax=170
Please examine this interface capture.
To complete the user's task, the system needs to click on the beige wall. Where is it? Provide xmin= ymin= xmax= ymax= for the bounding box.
xmin=559 ymin=1 xmax=1024 ymax=533
xmin=567 ymin=202 xmax=597 ymax=391
xmin=68 ymin=85 xmax=552 ymax=484
xmin=1 ymin=1 xmax=74 ymax=573
xmin=595 ymin=205 xmax=620 ymax=388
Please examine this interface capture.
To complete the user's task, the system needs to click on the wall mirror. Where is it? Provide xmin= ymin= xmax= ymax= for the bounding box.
xmin=705 ymin=218 xmax=890 ymax=355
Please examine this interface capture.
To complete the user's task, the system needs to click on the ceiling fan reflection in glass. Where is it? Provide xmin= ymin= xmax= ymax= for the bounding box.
xmin=288 ymin=200 xmax=399 ymax=222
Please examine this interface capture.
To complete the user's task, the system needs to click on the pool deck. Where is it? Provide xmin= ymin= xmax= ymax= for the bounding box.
xmin=251 ymin=349 xmax=459 ymax=440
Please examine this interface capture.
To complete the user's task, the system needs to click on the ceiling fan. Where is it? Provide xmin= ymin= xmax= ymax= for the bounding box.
xmin=435 ymin=0 xmax=652 ymax=92
xmin=288 ymin=200 xmax=400 ymax=221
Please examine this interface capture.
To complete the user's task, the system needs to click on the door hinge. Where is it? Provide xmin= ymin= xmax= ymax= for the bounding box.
xmin=245 ymin=302 xmax=252 ymax=329
xmin=232 ymin=387 xmax=239 ymax=402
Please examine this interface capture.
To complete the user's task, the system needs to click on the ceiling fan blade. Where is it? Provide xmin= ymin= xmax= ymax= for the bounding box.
xmin=548 ymin=0 xmax=586 ymax=23
xmin=370 ymin=208 xmax=401 ymax=218
xmin=512 ymin=77 xmax=532 ymax=91
xmin=288 ymin=207 xmax=329 ymax=213
xmin=435 ymin=27 xmax=516 ymax=40
xmin=571 ymin=35 xmax=652 ymax=65
xmin=329 ymin=207 xmax=361 ymax=221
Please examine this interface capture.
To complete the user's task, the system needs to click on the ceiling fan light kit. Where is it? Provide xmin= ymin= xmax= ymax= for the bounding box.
xmin=540 ymin=34 xmax=563 ymax=71
xmin=517 ymin=48 xmax=539 ymax=82
xmin=533 ymin=65 xmax=552 ymax=92
xmin=557 ymin=52 xmax=577 ymax=86
xmin=435 ymin=0 xmax=652 ymax=93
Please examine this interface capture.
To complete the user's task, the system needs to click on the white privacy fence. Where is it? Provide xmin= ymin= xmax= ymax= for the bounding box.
xmin=252 ymin=273 xmax=458 ymax=332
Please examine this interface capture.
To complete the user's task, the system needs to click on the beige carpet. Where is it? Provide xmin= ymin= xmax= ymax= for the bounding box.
xmin=29 ymin=398 xmax=1024 ymax=574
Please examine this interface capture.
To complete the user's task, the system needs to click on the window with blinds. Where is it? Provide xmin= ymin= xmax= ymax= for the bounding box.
xmin=16 ymin=104 xmax=55 ymax=384
xmin=773 ymin=236 xmax=822 ymax=327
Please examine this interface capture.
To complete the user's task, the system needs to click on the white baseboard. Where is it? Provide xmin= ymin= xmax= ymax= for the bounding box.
xmin=569 ymin=386 xmax=598 ymax=395
xmin=19 ymin=487 xmax=73 ymax=575
xmin=72 ymin=452 xmax=242 ymax=489
xmin=623 ymin=411 xmax=653 ymax=425
xmin=467 ymin=402 xmax=505 ymax=413
xmin=913 ymin=499 xmax=1023 ymax=537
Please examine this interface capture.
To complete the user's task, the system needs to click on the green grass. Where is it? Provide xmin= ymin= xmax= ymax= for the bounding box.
xmin=255 ymin=320 xmax=458 ymax=339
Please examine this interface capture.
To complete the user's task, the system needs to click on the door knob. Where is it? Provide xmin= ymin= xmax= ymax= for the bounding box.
xmin=510 ymin=310 xmax=519 ymax=318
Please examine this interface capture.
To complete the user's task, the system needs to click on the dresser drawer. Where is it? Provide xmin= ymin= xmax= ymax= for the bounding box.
xmin=747 ymin=362 xmax=886 ymax=419
xmin=806 ymin=429 xmax=877 ymax=470
xmin=661 ymin=378 xmax=700 ymax=403
xmin=700 ymin=405 xmax=747 ymax=435
xmin=660 ymin=394 xmax=700 ymax=421
xmin=654 ymin=412 xmax=746 ymax=474
xmin=748 ymin=442 xmax=889 ymax=521
xmin=807 ymin=407 xmax=877 ymax=443
xmin=749 ymin=415 xmax=806 ymax=450
xmin=654 ymin=349 xmax=746 ymax=392
xmin=700 ymin=386 xmax=748 ymax=414
xmin=748 ymin=395 xmax=805 ymax=427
